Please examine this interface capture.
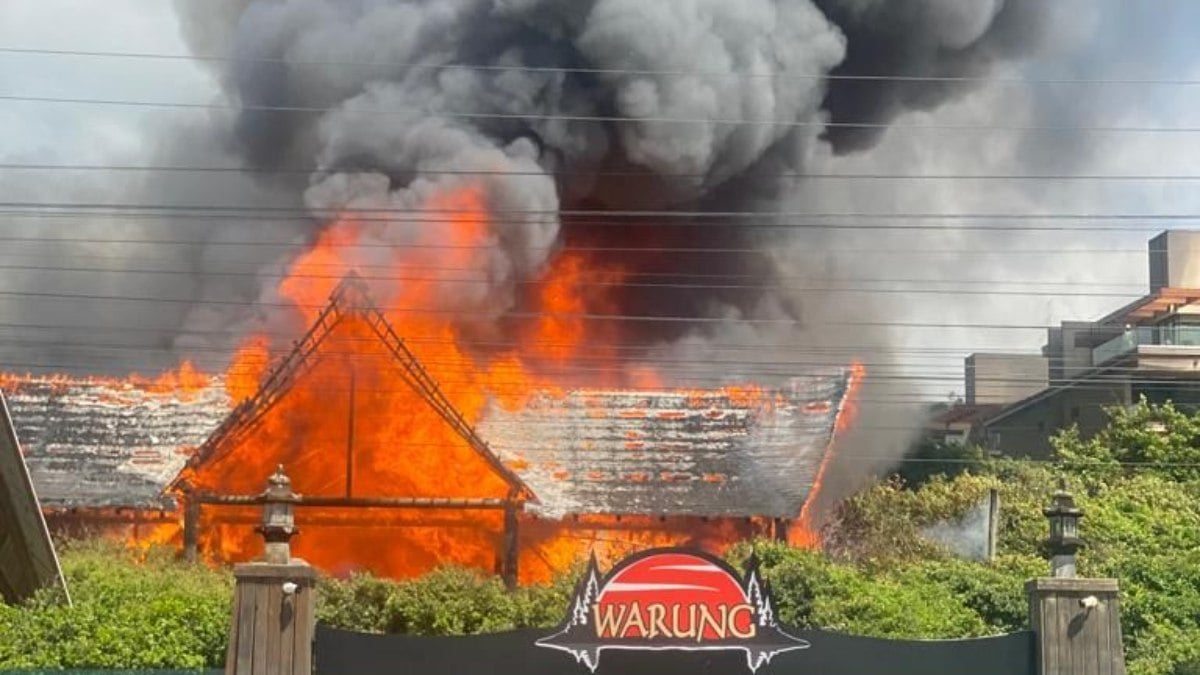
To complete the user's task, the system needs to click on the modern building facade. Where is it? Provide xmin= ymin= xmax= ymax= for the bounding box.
xmin=940 ymin=231 xmax=1200 ymax=458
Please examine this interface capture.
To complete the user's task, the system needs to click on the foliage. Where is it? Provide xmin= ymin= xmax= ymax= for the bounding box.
xmin=824 ymin=471 xmax=1014 ymax=563
xmin=314 ymin=572 xmax=396 ymax=633
xmin=1054 ymin=398 xmax=1200 ymax=482
xmin=893 ymin=555 xmax=1045 ymax=633
xmin=822 ymin=400 xmax=1200 ymax=675
xmin=0 ymin=540 xmax=232 ymax=670
xmin=316 ymin=566 xmax=575 ymax=636
xmin=4 ymin=399 xmax=1199 ymax=675
xmin=895 ymin=438 xmax=988 ymax=488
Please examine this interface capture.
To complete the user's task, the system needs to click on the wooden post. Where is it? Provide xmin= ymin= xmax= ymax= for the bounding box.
xmin=224 ymin=467 xmax=314 ymax=675
xmin=226 ymin=562 xmax=317 ymax=675
xmin=1026 ymin=481 xmax=1125 ymax=675
xmin=772 ymin=517 xmax=789 ymax=542
xmin=986 ymin=488 xmax=1000 ymax=561
xmin=183 ymin=497 xmax=200 ymax=564
xmin=1026 ymin=578 xmax=1126 ymax=675
xmin=501 ymin=501 xmax=519 ymax=589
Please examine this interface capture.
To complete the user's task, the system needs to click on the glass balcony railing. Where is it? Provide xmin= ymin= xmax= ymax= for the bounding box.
xmin=1092 ymin=325 xmax=1200 ymax=365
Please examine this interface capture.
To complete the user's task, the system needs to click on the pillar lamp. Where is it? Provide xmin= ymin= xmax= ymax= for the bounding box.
xmin=258 ymin=465 xmax=299 ymax=565
xmin=1044 ymin=478 xmax=1084 ymax=578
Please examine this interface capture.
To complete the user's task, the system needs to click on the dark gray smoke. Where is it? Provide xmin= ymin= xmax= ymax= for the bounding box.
xmin=814 ymin=0 xmax=1054 ymax=152
xmin=158 ymin=0 xmax=1066 ymax=356
xmin=1 ymin=0 xmax=1156 ymax=512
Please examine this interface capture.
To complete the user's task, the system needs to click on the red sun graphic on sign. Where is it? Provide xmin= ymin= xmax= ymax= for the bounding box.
xmin=537 ymin=548 xmax=809 ymax=672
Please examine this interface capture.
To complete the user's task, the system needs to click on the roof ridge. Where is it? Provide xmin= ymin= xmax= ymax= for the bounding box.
xmin=170 ymin=273 xmax=536 ymax=502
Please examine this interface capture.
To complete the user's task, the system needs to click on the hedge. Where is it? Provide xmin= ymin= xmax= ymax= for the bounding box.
xmin=4 ymin=401 xmax=1200 ymax=675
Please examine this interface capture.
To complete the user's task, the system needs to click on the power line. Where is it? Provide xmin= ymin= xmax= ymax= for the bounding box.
xmin=0 ymin=323 xmax=1044 ymax=360
xmin=0 ymin=337 xmax=1190 ymax=389
xmin=6 ymin=92 xmax=1200 ymax=134
xmin=11 ymin=162 xmax=1200 ymax=183
xmin=4 ymin=202 xmax=1200 ymax=231
xmin=5 ymin=45 xmax=1200 ymax=88
xmin=0 ymin=241 xmax=1161 ymax=260
xmin=0 ymin=326 xmax=1193 ymax=386
xmin=0 ymin=233 xmax=1166 ymax=257
xmin=0 ymin=357 xmax=1188 ymax=405
xmin=0 ymin=362 xmax=1191 ymax=422
xmin=0 ymin=289 xmax=1067 ymax=328
xmin=0 ymin=263 xmax=1144 ymax=297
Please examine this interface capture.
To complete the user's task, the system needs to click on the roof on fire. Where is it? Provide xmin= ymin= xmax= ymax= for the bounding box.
xmin=1 ymin=376 xmax=230 ymax=509
xmin=2 ymin=277 xmax=854 ymax=518
xmin=2 ymin=369 xmax=851 ymax=518
xmin=480 ymin=373 xmax=852 ymax=519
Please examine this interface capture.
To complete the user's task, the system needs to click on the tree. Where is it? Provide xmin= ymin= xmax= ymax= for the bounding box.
xmin=1054 ymin=398 xmax=1200 ymax=482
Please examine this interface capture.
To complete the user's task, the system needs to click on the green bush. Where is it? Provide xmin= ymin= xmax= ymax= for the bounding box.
xmin=384 ymin=567 xmax=518 ymax=635
xmin=895 ymin=439 xmax=988 ymax=488
xmin=894 ymin=555 xmax=1043 ymax=633
xmin=735 ymin=542 xmax=989 ymax=639
xmin=315 ymin=572 xmax=396 ymax=633
xmin=4 ymin=400 xmax=1199 ymax=675
xmin=0 ymin=540 xmax=231 ymax=669
xmin=316 ymin=566 xmax=573 ymax=635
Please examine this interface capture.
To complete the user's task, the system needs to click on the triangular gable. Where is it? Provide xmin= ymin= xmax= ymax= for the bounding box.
xmin=171 ymin=274 xmax=535 ymax=503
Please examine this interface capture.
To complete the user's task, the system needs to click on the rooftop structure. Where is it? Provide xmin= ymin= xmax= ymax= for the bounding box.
xmin=941 ymin=231 xmax=1200 ymax=457
xmin=2 ymin=375 xmax=230 ymax=509
xmin=482 ymin=375 xmax=850 ymax=519
xmin=4 ymin=277 xmax=852 ymax=523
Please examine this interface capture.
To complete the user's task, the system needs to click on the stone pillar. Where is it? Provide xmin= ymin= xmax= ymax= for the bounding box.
xmin=1026 ymin=578 xmax=1126 ymax=675
xmin=225 ymin=466 xmax=315 ymax=675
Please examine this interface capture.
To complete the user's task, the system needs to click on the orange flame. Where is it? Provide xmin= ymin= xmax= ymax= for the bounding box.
xmin=0 ymin=360 xmax=210 ymax=400
xmin=790 ymin=361 xmax=865 ymax=548
xmin=8 ymin=181 xmax=867 ymax=584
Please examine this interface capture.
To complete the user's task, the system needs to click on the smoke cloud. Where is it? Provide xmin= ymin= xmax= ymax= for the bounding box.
xmin=6 ymin=0 xmax=1196 ymax=510
xmin=161 ymin=0 xmax=1065 ymax=351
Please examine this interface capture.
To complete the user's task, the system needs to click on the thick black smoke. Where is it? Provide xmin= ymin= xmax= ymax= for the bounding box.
xmin=168 ymin=0 xmax=1057 ymax=352
xmin=815 ymin=0 xmax=1052 ymax=152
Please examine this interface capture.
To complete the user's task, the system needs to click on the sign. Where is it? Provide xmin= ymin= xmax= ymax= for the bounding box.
xmin=536 ymin=549 xmax=805 ymax=672
xmin=313 ymin=546 xmax=1037 ymax=675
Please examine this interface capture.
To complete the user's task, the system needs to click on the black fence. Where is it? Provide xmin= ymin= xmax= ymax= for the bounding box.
xmin=315 ymin=624 xmax=1036 ymax=675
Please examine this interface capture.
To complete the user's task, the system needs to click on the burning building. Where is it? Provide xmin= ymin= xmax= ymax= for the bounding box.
xmin=0 ymin=0 xmax=1061 ymax=585
xmin=4 ymin=273 xmax=858 ymax=585
xmin=0 ymin=1 xmax=1070 ymax=583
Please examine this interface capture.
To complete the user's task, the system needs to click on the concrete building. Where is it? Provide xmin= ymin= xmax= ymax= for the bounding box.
xmin=978 ymin=230 xmax=1200 ymax=457
xmin=921 ymin=353 xmax=1047 ymax=447
xmin=966 ymin=353 xmax=1048 ymax=406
